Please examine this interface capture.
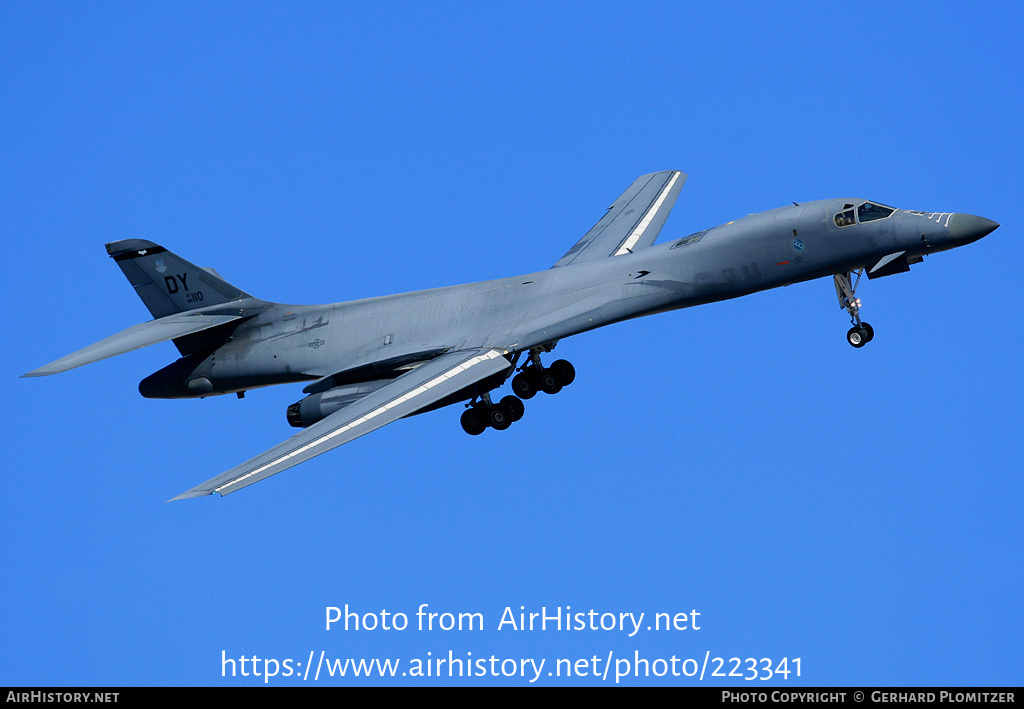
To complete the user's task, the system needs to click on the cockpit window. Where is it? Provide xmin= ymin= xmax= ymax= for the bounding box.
xmin=858 ymin=202 xmax=895 ymax=222
xmin=834 ymin=209 xmax=856 ymax=227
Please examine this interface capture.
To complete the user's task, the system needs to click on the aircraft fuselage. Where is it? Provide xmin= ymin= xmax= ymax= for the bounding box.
xmin=141 ymin=199 xmax=993 ymax=399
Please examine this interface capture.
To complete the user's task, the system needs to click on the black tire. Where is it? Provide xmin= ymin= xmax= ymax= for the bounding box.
xmin=489 ymin=406 xmax=511 ymax=430
xmin=461 ymin=407 xmax=487 ymax=435
xmin=861 ymin=322 xmax=874 ymax=343
xmin=512 ymin=370 xmax=537 ymax=399
xmin=500 ymin=395 xmax=524 ymax=422
xmin=550 ymin=359 xmax=575 ymax=386
xmin=847 ymin=326 xmax=868 ymax=348
xmin=539 ymin=369 xmax=563 ymax=395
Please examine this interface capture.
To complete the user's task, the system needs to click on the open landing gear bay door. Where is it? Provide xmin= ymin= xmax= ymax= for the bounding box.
xmin=170 ymin=348 xmax=512 ymax=500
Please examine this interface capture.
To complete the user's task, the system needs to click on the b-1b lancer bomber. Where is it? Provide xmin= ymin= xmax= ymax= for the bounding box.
xmin=23 ymin=172 xmax=998 ymax=500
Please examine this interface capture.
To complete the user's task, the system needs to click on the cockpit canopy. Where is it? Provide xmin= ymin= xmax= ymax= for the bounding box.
xmin=834 ymin=201 xmax=895 ymax=228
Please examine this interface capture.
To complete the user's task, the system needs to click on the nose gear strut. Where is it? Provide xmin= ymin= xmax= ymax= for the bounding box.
xmin=834 ymin=270 xmax=874 ymax=347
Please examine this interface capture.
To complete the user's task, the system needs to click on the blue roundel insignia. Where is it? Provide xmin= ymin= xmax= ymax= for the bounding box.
xmin=792 ymin=239 xmax=805 ymax=252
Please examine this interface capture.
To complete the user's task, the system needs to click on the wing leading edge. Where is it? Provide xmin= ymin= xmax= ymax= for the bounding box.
xmin=551 ymin=170 xmax=685 ymax=268
xmin=170 ymin=348 xmax=512 ymax=500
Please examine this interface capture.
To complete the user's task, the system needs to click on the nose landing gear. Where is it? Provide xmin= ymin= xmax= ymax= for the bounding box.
xmin=835 ymin=270 xmax=874 ymax=348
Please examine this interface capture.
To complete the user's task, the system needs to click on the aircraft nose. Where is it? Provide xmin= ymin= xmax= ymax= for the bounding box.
xmin=948 ymin=213 xmax=999 ymax=245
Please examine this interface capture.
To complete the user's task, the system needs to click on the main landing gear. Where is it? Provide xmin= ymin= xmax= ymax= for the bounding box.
xmin=460 ymin=348 xmax=575 ymax=435
xmin=460 ymin=393 xmax=524 ymax=435
xmin=834 ymin=269 xmax=874 ymax=348
xmin=512 ymin=356 xmax=575 ymax=399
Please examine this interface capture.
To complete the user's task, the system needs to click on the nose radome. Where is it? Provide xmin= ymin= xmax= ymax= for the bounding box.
xmin=949 ymin=213 xmax=999 ymax=244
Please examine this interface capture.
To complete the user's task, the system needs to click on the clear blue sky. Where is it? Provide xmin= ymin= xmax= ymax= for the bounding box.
xmin=2 ymin=1 xmax=1020 ymax=686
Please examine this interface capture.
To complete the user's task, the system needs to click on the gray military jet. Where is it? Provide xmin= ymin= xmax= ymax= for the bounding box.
xmin=22 ymin=172 xmax=998 ymax=500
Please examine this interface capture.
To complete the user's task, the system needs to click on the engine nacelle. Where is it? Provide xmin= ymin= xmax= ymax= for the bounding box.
xmin=286 ymin=380 xmax=393 ymax=428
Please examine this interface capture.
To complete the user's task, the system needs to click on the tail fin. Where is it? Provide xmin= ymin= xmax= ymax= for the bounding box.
xmin=106 ymin=239 xmax=252 ymax=319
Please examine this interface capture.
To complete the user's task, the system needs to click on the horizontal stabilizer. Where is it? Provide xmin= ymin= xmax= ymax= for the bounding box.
xmin=21 ymin=311 xmax=244 ymax=377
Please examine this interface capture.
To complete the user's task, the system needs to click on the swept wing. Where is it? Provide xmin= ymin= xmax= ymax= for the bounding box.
xmin=170 ymin=348 xmax=511 ymax=499
xmin=551 ymin=170 xmax=685 ymax=268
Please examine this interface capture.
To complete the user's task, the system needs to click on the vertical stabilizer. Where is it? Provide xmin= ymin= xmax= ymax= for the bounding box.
xmin=106 ymin=239 xmax=251 ymax=319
